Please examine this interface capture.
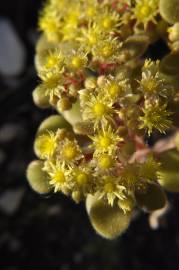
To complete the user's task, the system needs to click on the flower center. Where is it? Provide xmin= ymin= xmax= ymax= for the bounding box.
xmin=139 ymin=6 xmax=151 ymax=18
xmin=104 ymin=182 xmax=115 ymax=192
xmin=89 ymin=34 xmax=98 ymax=45
xmin=93 ymin=102 xmax=107 ymax=117
xmin=54 ymin=170 xmax=66 ymax=183
xmin=76 ymin=172 xmax=88 ymax=185
xmin=62 ymin=146 xmax=77 ymax=160
xmin=107 ymin=82 xmax=122 ymax=97
xmin=102 ymin=18 xmax=115 ymax=29
xmin=99 ymin=136 xmax=112 ymax=148
xmin=98 ymin=155 xmax=114 ymax=169
xmin=101 ymin=45 xmax=113 ymax=57
xmin=71 ymin=56 xmax=85 ymax=69
xmin=45 ymin=55 xmax=59 ymax=69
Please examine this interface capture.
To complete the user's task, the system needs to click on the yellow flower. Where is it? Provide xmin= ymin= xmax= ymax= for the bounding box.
xmin=80 ymin=91 xmax=115 ymax=128
xmin=92 ymin=37 xmax=122 ymax=62
xmin=102 ymin=76 xmax=130 ymax=102
xmin=96 ymin=154 xmax=116 ymax=170
xmin=139 ymin=155 xmax=160 ymax=181
xmin=67 ymin=49 xmax=88 ymax=71
xmin=35 ymin=131 xmax=57 ymax=159
xmin=133 ymin=0 xmax=159 ymax=27
xmin=44 ymin=49 xmax=64 ymax=71
xmin=58 ymin=138 xmax=83 ymax=164
xmin=68 ymin=165 xmax=95 ymax=197
xmin=95 ymin=8 xmax=120 ymax=33
xmin=139 ymin=102 xmax=172 ymax=135
xmin=79 ymin=24 xmax=102 ymax=51
xmin=89 ymin=124 xmax=123 ymax=154
xmin=96 ymin=176 xmax=126 ymax=206
xmin=38 ymin=71 xmax=64 ymax=106
xmin=45 ymin=161 xmax=70 ymax=193
xmin=139 ymin=60 xmax=172 ymax=98
xmin=119 ymin=164 xmax=140 ymax=190
xmin=38 ymin=7 xmax=62 ymax=42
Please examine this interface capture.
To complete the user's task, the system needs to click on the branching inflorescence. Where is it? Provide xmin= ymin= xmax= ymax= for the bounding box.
xmin=27 ymin=0 xmax=179 ymax=239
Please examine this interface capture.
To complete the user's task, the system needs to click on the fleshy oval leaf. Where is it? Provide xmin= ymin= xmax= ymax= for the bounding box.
xmin=135 ymin=183 xmax=167 ymax=212
xmin=37 ymin=115 xmax=72 ymax=135
xmin=121 ymin=34 xmax=149 ymax=60
xmin=158 ymin=171 xmax=179 ymax=192
xmin=159 ymin=51 xmax=179 ymax=76
xmin=159 ymin=0 xmax=179 ymax=24
xmin=157 ymin=150 xmax=179 ymax=192
xmin=26 ymin=160 xmax=52 ymax=194
xmin=61 ymin=101 xmax=82 ymax=126
xmin=158 ymin=149 xmax=179 ymax=172
xmin=32 ymin=86 xmax=50 ymax=109
xmin=86 ymin=195 xmax=132 ymax=239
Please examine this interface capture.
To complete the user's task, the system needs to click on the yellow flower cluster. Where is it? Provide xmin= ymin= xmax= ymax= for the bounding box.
xmin=35 ymin=125 xmax=161 ymax=209
xmin=27 ymin=0 xmax=179 ymax=238
xmin=35 ymin=0 xmax=164 ymax=111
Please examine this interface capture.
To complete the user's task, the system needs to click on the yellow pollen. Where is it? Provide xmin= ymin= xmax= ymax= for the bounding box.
xmin=54 ymin=170 xmax=66 ymax=183
xmin=99 ymin=136 xmax=112 ymax=148
xmin=76 ymin=172 xmax=88 ymax=185
xmin=98 ymin=155 xmax=114 ymax=169
xmin=45 ymin=55 xmax=59 ymax=69
xmin=102 ymin=45 xmax=113 ymax=57
xmin=140 ymin=6 xmax=151 ymax=17
xmin=46 ymin=74 xmax=60 ymax=88
xmin=107 ymin=83 xmax=122 ymax=96
xmin=93 ymin=102 xmax=107 ymax=117
xmin=143 ymin=79 xmax=157 ymax=92
xmin=62 ymin=146 xmax=77 ymax=160
xmin=71 ymin=56 xmax=85 ymax=69
xmin=89 ymin=34 xmax=97 ymax=44
xmin=102 ymin=18 xmax=114 ymax=29
xmin=104 ymin=182 xmax=115 ymax=192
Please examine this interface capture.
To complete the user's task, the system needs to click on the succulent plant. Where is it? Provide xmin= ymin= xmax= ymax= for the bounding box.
xmin=27 ymin=0 xmax=179 ymax=239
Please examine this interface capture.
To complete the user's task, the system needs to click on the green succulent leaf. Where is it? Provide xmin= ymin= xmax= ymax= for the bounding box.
xmin=26 ymin=160 xmax=52 ymax=194
xmin=159 ymin=149 xmax=179 ymax=172
xmin=121 ymin=34 xmax=149 ymax=60
xmin=159 ymin=0 xmax=179 ymax=24
xmin=86 ymin=195 xmax=132 ymax=239
xmin=158 ymin=171 xmax=179 ymax=192
xmin=135 ymin=183 xmax=167 ymax=212
xmin=32 ymin=86 xmax=50 ymax=109
xmin=159 ymin=52 xmax=179 ymax=76
xmin=61 ymin=100 xmax=82 ymax=126
xmin=37 ymin=115 xmax=72 ymax=135
xmin=157 ymin=150 xmax=179 ymax=192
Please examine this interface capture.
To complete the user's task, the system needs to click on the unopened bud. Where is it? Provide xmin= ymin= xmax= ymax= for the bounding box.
xmin=57 ymin=97 xmax=72 ymax=112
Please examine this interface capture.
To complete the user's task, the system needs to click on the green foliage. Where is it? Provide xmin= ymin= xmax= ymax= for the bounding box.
xmin=135 ymin=183 xmax=167 ymax=212
xmin=37 ymin=115 xmax=72 ymax=135
xmin=157 ymin=150 xmax=179 ymax=192
xmin=86 ymin=195 xmax=132 ymax=239
xmin=32 ymin=86 xmax=50 ymax=108
xmin=159 ymin=0 xmax=179 ymax=24
xmin=27 ymin=160 xmax=52 ymax=194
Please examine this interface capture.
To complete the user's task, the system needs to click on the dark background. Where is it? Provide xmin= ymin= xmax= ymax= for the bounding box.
xmin=0 ymin=1 xmax=179 ymax=269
